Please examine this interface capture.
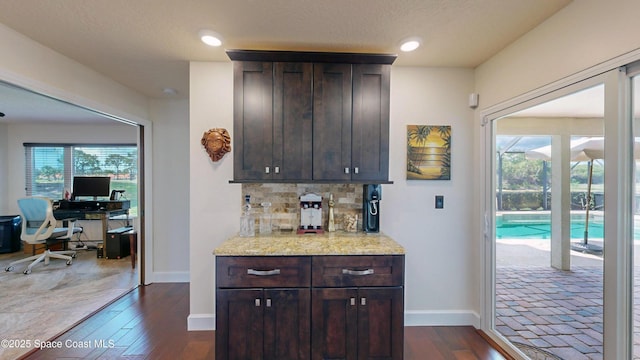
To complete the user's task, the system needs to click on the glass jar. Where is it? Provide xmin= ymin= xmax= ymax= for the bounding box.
xmin=260 ymin=202 xmax=272 ymax=235
xmin=239 ymin=195 xmax=254 ymax=237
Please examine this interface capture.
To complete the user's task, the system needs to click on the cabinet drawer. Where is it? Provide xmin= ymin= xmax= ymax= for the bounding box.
xmin=216 ymin=256 xmax=311 ymax=288
xmin=312 ymin=255 xmax=404 ymax=287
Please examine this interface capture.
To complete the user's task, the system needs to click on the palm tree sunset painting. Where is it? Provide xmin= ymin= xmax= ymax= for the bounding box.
xmin=407 ymin=125 xmax=451 ymax=180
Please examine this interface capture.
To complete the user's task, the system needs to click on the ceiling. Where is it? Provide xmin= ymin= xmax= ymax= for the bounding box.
xmin=0 ymin=0 xmax=572 ymax=124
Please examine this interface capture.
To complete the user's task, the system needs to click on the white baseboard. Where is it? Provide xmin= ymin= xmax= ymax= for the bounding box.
xmin=404 ymin=310 xmax=480 ymax=328
xmin=188 ymin=314 xmax=215 ymax=331
xmin=151 ymin=271 xmax=190 ymax=283
xmin=186 ymin=311 xmax=480 ymax=332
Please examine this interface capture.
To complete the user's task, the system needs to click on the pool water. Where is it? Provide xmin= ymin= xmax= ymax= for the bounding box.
xmin=496 ymin=221 xmax=604 ymax=239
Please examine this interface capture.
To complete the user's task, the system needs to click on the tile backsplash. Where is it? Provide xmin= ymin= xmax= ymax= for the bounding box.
xmin=241 ymin=183 xmax=363 ymax=232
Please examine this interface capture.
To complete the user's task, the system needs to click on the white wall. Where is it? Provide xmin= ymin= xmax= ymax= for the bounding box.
xmin=387 ymin=67 xmax=477 ymax=325
xmin=149 ymin=98 xmax=190 ymax=279
xmin=0 ymin=23 xmax=148 ymax=123
xmin=188 ymin=62 xmax=238 ymax=330
xmin=187 ymin=62 xmax=478 ymax=329
xmin=475 ymin=0 xmax=640 ymax=108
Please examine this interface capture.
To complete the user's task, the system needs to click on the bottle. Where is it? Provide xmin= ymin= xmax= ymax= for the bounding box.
xmin=239 ymin=195 xmax=255 ymax=237
xmin=328 ymin=194 xmax=335 ymax=232
xmin=260 ymin=202 xmax=272 ymax=235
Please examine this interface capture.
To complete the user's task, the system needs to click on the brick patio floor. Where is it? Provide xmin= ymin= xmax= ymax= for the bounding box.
xmin=496 ymin=266 xmax=604 ymax=360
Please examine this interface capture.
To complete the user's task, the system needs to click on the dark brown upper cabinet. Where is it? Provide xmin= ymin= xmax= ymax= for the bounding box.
xmin=351 ymin=64 xmax=390 ymax=182
xmin=233 ymin=61 xmax=274 ymax=181
xmin=273 ymin=62 xmax=314 ymax=180
xmin=229 ymin=50 xmax=395 ymax=183
xmin=312 ymin=63 xmax=352 ymax=181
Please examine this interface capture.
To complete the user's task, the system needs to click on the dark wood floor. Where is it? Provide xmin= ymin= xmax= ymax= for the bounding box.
xmin=21 ymin=283 xmax=508 ymax=360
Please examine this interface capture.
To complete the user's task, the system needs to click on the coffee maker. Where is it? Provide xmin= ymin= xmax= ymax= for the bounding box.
xmin=362 ymin=184 xmax=381 ymax=233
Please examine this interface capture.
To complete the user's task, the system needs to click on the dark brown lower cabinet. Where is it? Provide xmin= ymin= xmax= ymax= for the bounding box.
xmin=311 ymin=287 xmax=404 ymax=360
xmin=216 ymin=288 xmax=310 ymax=360
xmin=215 ymin=254 xmax=404 ymax=360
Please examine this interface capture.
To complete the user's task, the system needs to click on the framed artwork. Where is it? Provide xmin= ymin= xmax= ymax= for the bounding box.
xmin=407 ymin=125 xmax=451 ymax=180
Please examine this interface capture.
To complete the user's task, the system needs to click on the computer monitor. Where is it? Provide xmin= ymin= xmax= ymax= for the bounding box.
xmin=72 ymin=176 xmax=110 ymax=200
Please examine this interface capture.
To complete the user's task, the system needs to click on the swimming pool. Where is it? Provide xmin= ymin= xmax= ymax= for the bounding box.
xmin=496 ymin=220 xmax=603 ymax=239
xmin=496 ymin=212 xmax=640 ymax=239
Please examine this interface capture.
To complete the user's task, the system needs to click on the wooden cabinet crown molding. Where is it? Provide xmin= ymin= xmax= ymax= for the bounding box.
xmin=226 ymin=49 xmax=397 ymax=65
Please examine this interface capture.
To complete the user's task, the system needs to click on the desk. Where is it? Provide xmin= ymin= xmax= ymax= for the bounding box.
xmin=54 ymin=208 xmax=129 ymax=243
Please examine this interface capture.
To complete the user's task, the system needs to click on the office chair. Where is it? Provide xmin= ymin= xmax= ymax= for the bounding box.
xmin=4 ymin=197 xmax=82 ymax=275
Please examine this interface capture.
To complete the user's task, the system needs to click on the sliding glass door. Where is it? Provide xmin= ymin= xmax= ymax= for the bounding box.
xmin=493 ymin=85 xmax=605 ymax=359
xmin=483 ymin=68 xmax=637 ymax=359
xmin=630 ymin=68 xmax=640 ymax=359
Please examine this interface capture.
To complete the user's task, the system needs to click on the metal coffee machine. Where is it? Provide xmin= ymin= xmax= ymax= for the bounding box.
xmin=362 ymin=184 xmax=381 ymax=233
xmin=298 ymin=193 xmax=324 ymax=234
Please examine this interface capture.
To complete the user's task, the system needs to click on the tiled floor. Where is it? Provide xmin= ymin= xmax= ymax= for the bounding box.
xmin=496 ymin=265 xmax=604 ymax=360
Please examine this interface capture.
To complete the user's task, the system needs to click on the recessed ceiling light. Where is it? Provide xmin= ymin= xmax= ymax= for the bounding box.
xmin=400 ymin=37 xmax=421 ymax=52
xmin=199 ymin=29 xmax=223 ymax=47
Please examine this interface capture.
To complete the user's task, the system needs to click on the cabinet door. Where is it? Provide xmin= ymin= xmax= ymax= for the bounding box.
xmin=357 ymin=287 xmax=404 ymax=360
xmin=311 ymin=288 xmax=358 ymax=360
xmin=313 ymin=63 xmax=352 ymax=181
xmin=216 ymin=289 xmax=264 ymax=360
xmin=233 ymin=61 xmax=274 ymax=180
xmin=273 ymin=62 xmax=313 ymax=180
xmin=351 ymin=64 xmax=390 ymax=182
xmin=264 ymin=288 xmax=311 ymax=360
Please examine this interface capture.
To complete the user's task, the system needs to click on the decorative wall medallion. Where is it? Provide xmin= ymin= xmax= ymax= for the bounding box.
xmin=201 ymin=128 xmax=231 ymax=162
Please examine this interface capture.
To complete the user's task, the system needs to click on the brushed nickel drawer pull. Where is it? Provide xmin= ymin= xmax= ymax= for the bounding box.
xmin=361 ymin=297 xmax=367 ymax=306
xmin=266 ymin=298 xmax=272 ymax=307
xmin=247 ymin=269 xmax=281 ymax=276
xmin=342 ymin=268 xmax=374 ymax=276
xmin=350 ymin=297 xmax=356 ymax=306
xmin=255 ymin=298 xmax=261 ymax=307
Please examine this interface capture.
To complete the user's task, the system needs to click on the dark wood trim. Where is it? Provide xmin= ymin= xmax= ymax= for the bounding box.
xmin=138 ymin=124 xmax=145 ymax=285
xmin=226 ymin=49 xmax=397 ymax=65
xmin=476 ymin=329 xmax=516 ymax=360
xmin=229 ymin=179 xmax=394 ymax=184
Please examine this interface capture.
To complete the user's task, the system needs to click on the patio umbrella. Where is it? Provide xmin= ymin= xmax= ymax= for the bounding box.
xmin=566 ymin=138 xmax=604 ymax=254
xmin=525 ymin=137 xmax=640 ymax=254
xmin=526 ymin=140 xmax=600 ymax=252
xmin=524 ymin=137 xmax=595 ymax=162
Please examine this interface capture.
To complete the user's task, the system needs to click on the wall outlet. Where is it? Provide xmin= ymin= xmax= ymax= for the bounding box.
xmin=435 ymin=195 xmax=444 ymax=209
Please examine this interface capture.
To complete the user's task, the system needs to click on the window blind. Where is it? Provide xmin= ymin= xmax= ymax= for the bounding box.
xmin=23 ymin=143 xmax=138 ymax=215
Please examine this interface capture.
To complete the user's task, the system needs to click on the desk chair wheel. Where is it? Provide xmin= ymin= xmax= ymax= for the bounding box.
xmin=5 ymin=266 xmax=14 ymax=272
xmin=66 ymin=260 xmax=72 ymax=265
xmin=23 ymin=268 xmax=31 ymax=275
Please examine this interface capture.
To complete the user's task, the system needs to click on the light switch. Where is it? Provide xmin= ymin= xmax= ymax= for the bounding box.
xmin=435 ymin=195 xmax=444 ymax=209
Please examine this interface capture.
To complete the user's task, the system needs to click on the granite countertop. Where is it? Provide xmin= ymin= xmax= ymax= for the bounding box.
xmin=213 ymin=232 xmax=405 ymax=256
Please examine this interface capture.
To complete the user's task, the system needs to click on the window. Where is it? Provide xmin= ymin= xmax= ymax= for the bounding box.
xmin=24 ymin=143 xmax=138 ymax=215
